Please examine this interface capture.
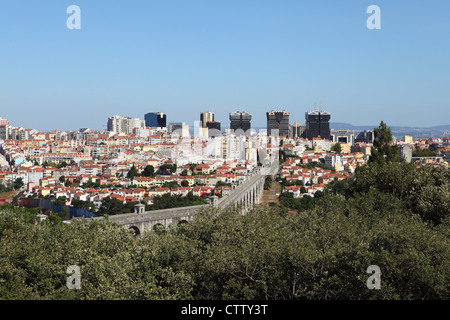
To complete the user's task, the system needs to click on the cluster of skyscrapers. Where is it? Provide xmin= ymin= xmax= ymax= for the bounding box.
xmin=230 ymin=111 xmax=252 ymax=132
xmin=106 ymin=108 xmax=339 ymax=141
xmin=266 ymin=109 xmax=333 ymax=140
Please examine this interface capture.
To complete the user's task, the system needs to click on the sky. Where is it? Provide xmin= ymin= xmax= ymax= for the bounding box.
xmin=0 ymin=0 xmax=449 ymax=132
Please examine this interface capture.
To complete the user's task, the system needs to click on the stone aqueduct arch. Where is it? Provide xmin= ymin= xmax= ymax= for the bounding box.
xmin=102 ymin=169 xmax=266 ymax=237
xmin=116 ymin=209 xmax=197 ymax=238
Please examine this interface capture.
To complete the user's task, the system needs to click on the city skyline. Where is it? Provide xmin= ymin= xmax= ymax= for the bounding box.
xmin=2 ymin=107 xmax=450 ymax=136
xmin=1 ymin=0 xmax=449 ymax=131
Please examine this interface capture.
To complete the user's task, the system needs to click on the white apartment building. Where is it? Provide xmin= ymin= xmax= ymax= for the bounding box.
xmin=107 ymin=115 xmax=145 ymax=134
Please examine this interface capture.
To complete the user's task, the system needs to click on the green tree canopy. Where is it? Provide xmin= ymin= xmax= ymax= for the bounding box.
xmin=142 ymin=165 xmax=155 ymax=177
xmin=181 ymin=180 xmax=190 ymax=187
xmin=369 ymin=121 xmax=399 ymax=165
xmin=331 ymin=142 xmax=342 ymax=154
xmin=13 ymin=178 xmax=24 ymax=190
xmin=0 ymin=160 xmax=449 ymax=300
xmin=126 ymin=165 xmax=139 ymax=180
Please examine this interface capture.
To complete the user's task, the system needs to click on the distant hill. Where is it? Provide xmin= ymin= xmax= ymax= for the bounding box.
xmin=330 ymin=123 xmax=450 ymax=139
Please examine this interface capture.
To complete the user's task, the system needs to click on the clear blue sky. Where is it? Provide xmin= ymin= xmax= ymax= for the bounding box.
xmin=1 ymin=0 xmax=449 ymax=131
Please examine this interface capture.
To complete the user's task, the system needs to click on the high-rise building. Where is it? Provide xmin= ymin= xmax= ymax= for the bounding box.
xmin=330 ymin=129 xmax=355 ymax=145
xmin=145 ymin=112 xmax=166 ymax=128
xmin=0 ymin=117 xmax=9 ymax=126
xmin=402 ymin=135 xmax=413 ymax=144
xmin=230 ymin=111 xmax=252 ymax=132
xmin=0 ymin=125 xmax=9 ymax=140
xmin=200 ymin=111 xmax=221 ymax=137
xmin=290 ymin=122 xmax=306 ymax=139
xmin=0 ymin=117 xmax=10 ymax=140
xmin=200 ymin=111 xmax=215 ymax=127
xmin=168 ymin=122 xmax=190 ymax=137
xmin=305 ymin=110 xmax=331 ymax=140
xmin=355 ymin=130 xmax=374 ymax=143
xmin=107 ymin=115 xmax=145 ymax=134
xmin=267 ymin=110 xmax=290 ymax=137
xmin=205 ymin=121 xmax=220 ymax=131
xmin=206 ymin=121 xmax=221 ymax=138
xmin=399 ymin=144 xmax=412 ymax=163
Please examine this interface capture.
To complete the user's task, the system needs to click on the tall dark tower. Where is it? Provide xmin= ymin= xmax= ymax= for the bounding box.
xmin=305 ymin=110 xmax=331 ymax=140
xmin=266 ymin=110 xmax=290 ymax=137
xmin=230 ymin=111 xmax=252 ymax=132
xmin=200 ymin=111 xmax=214 ymax=127
xmin=145 ymin=112 xmax=166 ymax=128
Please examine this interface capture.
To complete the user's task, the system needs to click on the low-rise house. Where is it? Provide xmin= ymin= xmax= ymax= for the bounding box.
xmin=148 ymin=187 xmax=171 ymax=197
xmin=171 ymin=187 xmax=192 ymax=197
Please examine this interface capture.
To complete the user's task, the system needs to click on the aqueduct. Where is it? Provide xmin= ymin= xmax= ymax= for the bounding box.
xmin=100 ymin=168 xmax=266 ymax=236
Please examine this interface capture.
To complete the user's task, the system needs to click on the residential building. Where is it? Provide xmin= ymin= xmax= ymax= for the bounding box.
xmin=290 ymin=122 xmax=306 ymax=139
xmin=399 ymin=144 xmax=413 ymax=163
xmin=402 ymin=135 xmax=413 ymax=144
xmin=107 ymin=115 xmax=145 ymax=134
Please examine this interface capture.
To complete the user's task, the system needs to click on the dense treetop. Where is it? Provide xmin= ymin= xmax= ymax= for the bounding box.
xmin=1 ymin=158 xmax=448 ymax=300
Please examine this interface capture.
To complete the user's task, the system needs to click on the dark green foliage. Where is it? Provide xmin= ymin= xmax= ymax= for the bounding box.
xmin=162 ymin=181 xmax=180 ymax=189
xmin=148 ymin=192 xmax=207 ymax=211
xmin=369 ymin=121 xmax=399 ymax=165
xmin=13 ymin=178 xmax=24 ymax=190
xmin=53 ymin=196 xmax=67 ymax=206
xmin=71 ymin=199 xmax=95 ymax=212
xmin=126 ymin=165 xmax=139 ymax=179
xmin=215 ymin=181 xmax=231 ymax=188
xmin=41 ymin=161 xmax=68 ymax=169
xmin=280 ymin=178 xmax=303 ymax=187
xmin=0 ymin=183 xmax=14 ymax=193
xmin=159 ymin=164 xmax=177 ymax=174
xmin=0 ymin=208 xmax=192 ymax=300
xmin=331 ymin=142 xmax=342 ymax=154
xmin=412 ymin=148 xmax=438 ymax=157
xmin=181 ymin=180 xmax=190 ymax=187
xmin=177 ymin=202 xmax=448 ymax=300
xmin=279 ymin=193 xmax=317 ymax=212
xmin=263 ymin=176 xmax=273 ymax=190
xmin=141 ymin=165 xmax=155 ymax=177
xmin=0 ymin=159 xmax=449 ymax=300
xmin=97 ymin=196 xmax=127 ymax=216
xmin=298 ymin=162 xmax=333 ymax=171
xmin=81 ymin=181 xmax=101 ymax=189
xmin=65 ymin=180 xmax=73 ymax=187
xmin=344 ymin=162 xmax=450 ymax=225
